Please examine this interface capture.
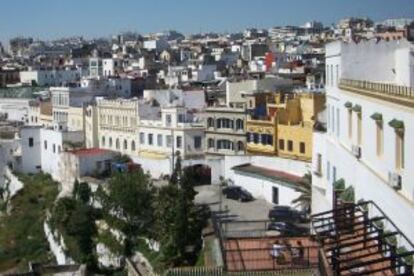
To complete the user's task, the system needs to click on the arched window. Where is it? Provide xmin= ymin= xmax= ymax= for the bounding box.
xmin=208 ymin=138 xmax=215 ymax=148
xmin=236 ymin=119 xmax=244 ymax=130
xmin=207 ymin=117 xmax=214 ymax=128
xmin=237 ymin=141 xmax=244 ymax=151
xmin=131 ymin=140 xmax=136 ymax=151
xmin=101 ymin=136 xmax=105 ymax=147
xmin=116 ymin=138 xmax=120 ymax=149
xmin=109 ymin=137 xmax=113 ymax=148
xmin=123 ymin=139 xmax=128 ymax=150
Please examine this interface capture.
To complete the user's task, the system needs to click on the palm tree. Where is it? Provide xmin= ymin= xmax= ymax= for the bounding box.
xmin=291 ymin=172 xmax=312 ymax=213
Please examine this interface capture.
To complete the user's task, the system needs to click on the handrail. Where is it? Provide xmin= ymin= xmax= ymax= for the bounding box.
xmin=340 ymin=78 xmax=414 ymax=99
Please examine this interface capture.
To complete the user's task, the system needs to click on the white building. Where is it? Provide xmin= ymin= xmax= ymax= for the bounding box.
xmin=103 ymin=58 xmax=122 ymax=77
xmin=0 ymin=99 xmax=31 ymax=122
xmin=143 ymin=39 xmax=169 ymax=52
xmin=20 ymin=125 xmax=84 ymax=179
xmin=222 ymin=155 xmax=309 ymax=206
xmin=226 ymin=77 xmax=294 ymax=106
xmin=20 ymin=68 xmax=81 ymax=86
xmin=312 ymin=39 xmax=414 ymax=242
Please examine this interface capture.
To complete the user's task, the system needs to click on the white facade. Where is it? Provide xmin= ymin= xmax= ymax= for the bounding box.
xmin=103 ymin=58 xmax=122 ymax=77
xmin=143 ymin=39 xmax=169 ymax=52
xmin=0 ymin=99 xmax=31 ymax=122
xmin=226 ymin=77 xmax=293 ymax=105
xmin=20 ymin=68 xmax=81 ymax=86
xmin=20 ymin=126 xmax=84 ymax=179
xmin=312 ymin=40 xmax=414 ymax=242
xmin=223 ymin=155 xmax=309 ymax=206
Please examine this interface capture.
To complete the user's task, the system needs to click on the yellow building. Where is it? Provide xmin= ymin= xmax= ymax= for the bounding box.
xmin=246 ymin=92 xmax=325 ymax=161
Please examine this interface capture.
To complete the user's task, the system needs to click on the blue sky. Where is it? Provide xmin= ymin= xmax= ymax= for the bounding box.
xmin=1 ymin=0 xmax=413 ymax=43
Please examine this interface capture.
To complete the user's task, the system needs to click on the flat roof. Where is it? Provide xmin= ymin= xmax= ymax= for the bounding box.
xmin=67 ymin=148 xmax=113 ymax=157
xmin=232 ymin=163 xmax=302 ymax=188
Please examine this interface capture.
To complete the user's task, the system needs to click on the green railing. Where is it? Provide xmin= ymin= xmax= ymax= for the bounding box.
xmin=340 ymin=79 xmax=414 ymax=99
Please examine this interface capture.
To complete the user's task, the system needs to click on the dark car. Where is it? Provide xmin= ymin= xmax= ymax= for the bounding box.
xmin=267 ymin=221 xmax=309 ymax=236
xmin=268 ymin=206 xmax=307 ymax=223
xmin=222 ymin=186 xmax=254 ymax=202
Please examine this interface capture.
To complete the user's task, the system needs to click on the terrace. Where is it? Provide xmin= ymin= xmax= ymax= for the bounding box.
xmin=311 ymin=200 xmax=414 ymax=275
xmin=339 ymin=79 xmax=414 ymax=108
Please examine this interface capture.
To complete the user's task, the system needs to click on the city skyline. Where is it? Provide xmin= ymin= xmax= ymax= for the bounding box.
xmin=1 ymin=0 xmax=413 ymax=44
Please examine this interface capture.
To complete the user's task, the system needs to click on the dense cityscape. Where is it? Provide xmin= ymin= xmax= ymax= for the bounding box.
xmin=0 ymin=5 xmax=414 ymax=276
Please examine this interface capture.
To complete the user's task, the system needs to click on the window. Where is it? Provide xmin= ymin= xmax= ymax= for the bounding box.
xmin=279 ymin=139 xmax=285 ymax=150
xmin=131 ymin=140 xmax=136 ymax=151
xmin=157 ymin=134 xmax=162 ymax=146
xmin=300 ymin=142 xmax=306 ymax=154
xmin=332 ymin=166 xmax=337 ymax=184
xmin=376 ymin=123 xmax=383 ymax=157
xmin=287 ymin=140 xmax=293 ymax=151
xmin=207 ymin=118 xmax=214 ymax=128
xmin=326 ymin=65 xmax=329 ymax=85
xmin=237 ymin=141 xmax=244 ymax=151
xmin=44 ymin=140 xmax=47 ymax=150
xmin=336 ymin=65 xmax=339 ymax=86
xmin=253 ymin=133 xmax=259 ymax=144
xmin=58 ymin=146 xmax=61 ymax=153
xmin=139 ymin=132 xmax=145 ymax=144
xmin=316 ymin=153 xmax=322 ymax=174
xmin=28 ymin=137 xmax=34 ymax=147
xmin=217 ymin=140 xmax=233 ymax=150
xmin=236 ymin=119 xmax=244 ymax=130
xmin=116 ymin=138 xmax=120 ymax=149
xmin=178 ymin=114 xmax=185 ymax=123
xmin=166 ymin=114 xmax=172 ymax=126
xmin=176 ymin=136 xmax=182 ymax=148
xmin=102 ymin=136 xmax=106 ymax=147
xmin=208 ymin=138 xmax=215 ymax=148
xmin=123 ymin=139 xmax=128 ymax=150
xmin=109 ymin=137 xmax=113 ymax=147
xmin=148 ymin=134 xmax=153 ymax=145
xmin=53 ymin=144 xmax=56 ymax=153
xmin=166 ymin=135 xmax=172 ymax=147
xmin=327 ymin=161 xmax=331 ymax=181
xmin=331 ymin=106 xmax=335 ymax=134
xmin=396 ymin=132 xmax=404 ymax=170
xmin=217 ymin=118 xmax=233 ymax=129
xmin=357 ymin=113 xmax=362 ymax=145
xmin=348 ymin=109 xmax=352 ymax=139
xmin=194 ymin=136 xmax=202 ymax=149
xmin=336 ymin=108 xmax=340 ymax=137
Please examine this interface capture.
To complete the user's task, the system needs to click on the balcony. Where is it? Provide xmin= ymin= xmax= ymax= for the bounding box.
xmin=339 ymin=79 xmax=414 ymax=107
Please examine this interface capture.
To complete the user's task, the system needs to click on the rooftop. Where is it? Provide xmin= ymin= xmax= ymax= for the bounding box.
xmin=232 ymin=163 xmax=303 ymax=187
xmin=67 ymin=147 xmax=113 ymax=157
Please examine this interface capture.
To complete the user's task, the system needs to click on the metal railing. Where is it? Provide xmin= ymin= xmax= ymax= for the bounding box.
xmin=340 ymin=78 xmax=414 ymax=99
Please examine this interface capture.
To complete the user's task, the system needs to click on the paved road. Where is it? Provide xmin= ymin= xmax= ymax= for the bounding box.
xmin=194 ymin=185 xmax=273 ymax=221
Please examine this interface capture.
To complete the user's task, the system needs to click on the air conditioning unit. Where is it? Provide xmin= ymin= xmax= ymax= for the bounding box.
xmin=351 ymin=145 xmax=361 ymax=159
xmin=388 ymin=172 xmax=402 ymax=190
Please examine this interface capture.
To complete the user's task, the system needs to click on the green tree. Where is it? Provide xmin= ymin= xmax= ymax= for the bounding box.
xmin=101 ymin=170 xmax=154 ymax=255
xmin=155 ymin=157 xmax=208 ymax=267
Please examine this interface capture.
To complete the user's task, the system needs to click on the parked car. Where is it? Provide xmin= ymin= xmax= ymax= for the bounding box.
xmin=222 ymin=186 xmax=254 ymax=202
xmin=267 ymin=221 xmax=309 ymax=236
xmin=268 ymin=206 xmax=307 ymax=223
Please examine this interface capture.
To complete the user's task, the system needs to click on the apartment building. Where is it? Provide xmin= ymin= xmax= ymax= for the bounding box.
xmin=312 ymin=39 xmax=414 ymax=242
xmin=246 ymin=92 xmax=325 ymax=161
xmin=205 ymin=105 xmax=247 ymax=156
xmin=95 ymin=98 xmax=139 ymax=156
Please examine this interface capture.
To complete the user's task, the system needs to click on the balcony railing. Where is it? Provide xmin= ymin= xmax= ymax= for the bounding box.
xmin=340 ymin=78 xmax=414 ymax=99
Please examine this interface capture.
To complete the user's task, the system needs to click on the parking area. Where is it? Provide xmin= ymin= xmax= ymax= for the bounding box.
xmin=194 ymin=185 xmax=274 ymax=221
